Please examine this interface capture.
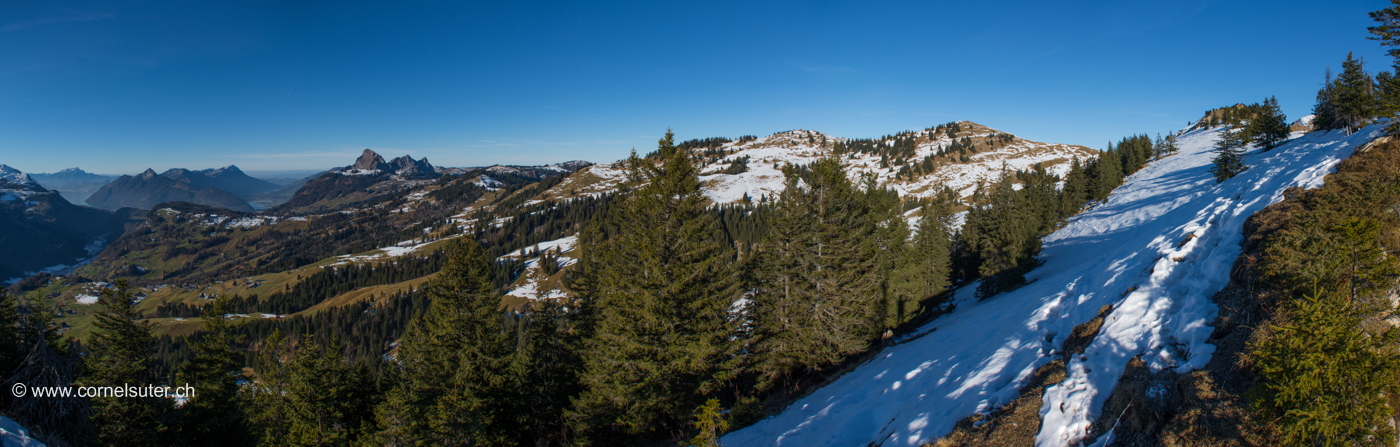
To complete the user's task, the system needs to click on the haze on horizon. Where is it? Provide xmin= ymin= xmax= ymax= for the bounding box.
xmin=0 ymin=0 xmax=1387 ymax=175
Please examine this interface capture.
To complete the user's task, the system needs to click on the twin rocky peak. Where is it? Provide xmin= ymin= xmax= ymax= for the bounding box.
xmin=343 ymin=149 xmax=437 ymax=178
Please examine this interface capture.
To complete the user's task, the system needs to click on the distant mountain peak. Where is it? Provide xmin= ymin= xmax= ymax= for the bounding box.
xmin=139 ymin=168 xmax=158 ymax=180
xmin=353 ymin=149 xmax=387 ymax=171
xmin=56 ymin=167 xmax=89 ymax=175
xmin=338 ymin=149 xmax=437 ymax=178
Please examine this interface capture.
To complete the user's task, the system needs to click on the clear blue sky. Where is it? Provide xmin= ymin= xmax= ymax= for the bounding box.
xmin=0 ymin=0 xmax=1392 ymax=175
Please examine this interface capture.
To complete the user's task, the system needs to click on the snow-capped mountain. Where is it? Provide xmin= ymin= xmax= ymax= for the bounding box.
xmin=0 ymin=164 xmax=47 ymax=202
xmin=0 ymin=164 xmax=130 ymax=284
xmin=722 ymin=123 xmax=1383 ymax=446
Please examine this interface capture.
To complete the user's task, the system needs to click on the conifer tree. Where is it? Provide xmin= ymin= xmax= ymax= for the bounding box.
xmin=282 ymin=338 xmax=375 ymax=446
xmin=0 ymin=289 xmax=20 ymax=387
xmin=1314 ymin=67 xmax=1339 ymax=131
xmin=1210 ymin=125 xmax=1247 ymax=183
xmin=910 ymin=190 xmax=954 ymax=301
xmin=1251 ymin=96 xmax=1291 ymax=150
xmin=175 ymin=295 xmax=249 ymax=446
xmin=751 ymin=157 xmax=882 ymax=390
xmin=1249 ymin=285 xmax=1400 ymax=446
xmin=570 ymin=129 xmax=743 ymax=441
xmin=1333 ymin=52 xmax=1378 ymax=133
xmin=1059 ymin=157 xmax=1088 ymax=216
xmin=371 ymin=239 xmax=526 ymax=445
xmin=86 ymin=279 xmax=172 ymax=446
xmin=246 ymin=329 xmax=292 ymax=446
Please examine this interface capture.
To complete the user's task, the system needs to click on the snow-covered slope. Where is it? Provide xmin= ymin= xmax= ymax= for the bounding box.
xmin=723 ymin=124 xmax=1385 ymax=447
xmin=543 ymin=122 xmax=1096 ymax=205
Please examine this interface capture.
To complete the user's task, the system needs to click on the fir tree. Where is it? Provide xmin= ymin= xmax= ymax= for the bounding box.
xmin=1210 ymin=125 xmax=1247 ymax=183
xmin=1250 ymin=96 xmax=1291 ymax=150
xmin=910 ymin=190 xmax=954 ymax=301
xmin=246 ymin=329 xmax=292 ymax=446
xmin=86 ymin=279 xmax=172 ymax=446
xmin=570 ymin=129 xmax=744 ymax=441
xmin=1333 ymin=52 xmax=1378 ymax=133
xmin=751 ymin=157 xmax=882 ymax=390
xmin=1314 ymin=67 xmax=1339 ymax=131
xmin=282 ymin=338 xmax=375 ymax=446
xmin=371 ymin=238 xmax=526 ymax=446
xmin=1249 ymin=285 xmax=1400 ymax=446
xmin=0 ymin=288 xmax=20 ymax=389
xmin=175 ymin=295 xmax=249 ymax=446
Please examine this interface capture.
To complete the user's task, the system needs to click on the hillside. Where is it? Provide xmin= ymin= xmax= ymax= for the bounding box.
xmin=544 ymin=121 xmax=1097 ymax=207
xmin=86 ymin=168 xmax=255 ymax=212
xmin=0 ymin=165 xmax=130 ymax=283
xmin=721 ymin=123 xmax=1384 ymax=446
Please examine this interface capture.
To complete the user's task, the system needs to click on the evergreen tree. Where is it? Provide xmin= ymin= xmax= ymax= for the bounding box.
xmin=282 ymin=338 xmax=375 ymax=446
xmin=1333 ymin=52 xmax=1378 ymax=133
xmin=1251 ymin=96 xmax=1291 ymax=150
xmin=909 ymin=190 xmax=954 ymax=301
xmin=371 ymin=238 xmax=526 ymax=446
xmin=1249 ymin=285 xmax=1400 ymax=446
xmin=570 ymin=129 xmax=744 ymax=441
xmin=751 ymin=157 xmax=883 ymax=390
xmin=1059 ymin=157 xmax=1088 ymax=216
xmin=246 ymin=329 xmax=292 ymax=446
xmin=1210 ymin=125 xmax=1247 ymax=183
xmin=1314 ymin=67 xmax=1339 ymax=131
xmin=1369 ymin=1 xmax=1400 ymax=134
xmin=86 ymin=279 xmax=172 ymax=446
xmin=0 ymin=289 xmax=20 ymax=389
xmin=175 ymin=295 xmax=249 ymax=446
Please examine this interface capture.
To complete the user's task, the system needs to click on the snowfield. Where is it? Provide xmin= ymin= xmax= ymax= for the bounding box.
xmin=723 ymin=121 xmax=1383 ymax=447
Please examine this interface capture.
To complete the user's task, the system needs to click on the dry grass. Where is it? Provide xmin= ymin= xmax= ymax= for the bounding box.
xmin=929 ymin=304 xmax=1114 ymax=447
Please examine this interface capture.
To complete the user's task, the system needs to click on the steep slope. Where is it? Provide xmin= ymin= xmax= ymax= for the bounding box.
xmin=0 ymin=165 xmax=129 ymax=283
xmin=86 ymin=169 xmax=254 ymax=212
xmin=723 ymin=124 xmax=1385 ymax=446
xmin=542 ymin=121 xmax=1096 ymax=206
xmin=159 ymin=165 xmax=279 ymax=198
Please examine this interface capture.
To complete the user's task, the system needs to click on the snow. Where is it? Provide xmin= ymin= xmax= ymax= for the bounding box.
xmin=75 ymin=294 xmax=100 ymax=305
xmin=693 ymin=124 xmax=1095 ymax=206
xmin=499 ymin=235 xmax=578 ymax=259
xmin=723 ymin=124 xmax=1384 ymax=447
xmin=0 ymin=416 xmax=44 ymax=447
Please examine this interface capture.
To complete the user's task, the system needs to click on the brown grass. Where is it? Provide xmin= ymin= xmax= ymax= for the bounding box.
xmin=929 ymin=304 xmax=1114 ymax=447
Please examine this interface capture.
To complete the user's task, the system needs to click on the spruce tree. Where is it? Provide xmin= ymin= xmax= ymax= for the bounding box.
xmin=1249 ymin=285 xmax=1400 ymax=446
xmin=910 ymin=190 xmax=954 ymax=302
xmin=246 ymin=329 xmax=292 ymax=446
xmin=0 ymin=289 xmax=20 ymax=388
xmin=1210 ymin=125 xmax=1247 ymax=183
xmin=175 ymin=295 xmax=249 ymax=446
xmin=1252 ymin=96 xmax=1291 ymax=150
xmin=371 ymin=239 xmax=526 ymax=446
xmin=282 ymin=338 xmax=375 ymax=446
xmin=570 ymin=129 xmax=744 ymax=441
xmin=1059 ymin=157 xmax=1088 ymax=216
xmin=1333 ymin=52 xmax=1378 ymax=133
xmin=751 ymin=157 xmax=882 ymax=390
xmin=1313 ymin=67 xmax=1339 ymax=131
xmin=86 ymin=279 xmax=172 ymax=446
